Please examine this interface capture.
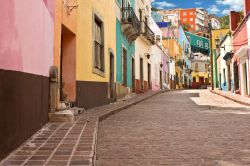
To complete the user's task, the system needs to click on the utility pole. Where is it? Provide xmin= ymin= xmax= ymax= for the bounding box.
xmin=209 ymin=21 xmax=214 ymax=90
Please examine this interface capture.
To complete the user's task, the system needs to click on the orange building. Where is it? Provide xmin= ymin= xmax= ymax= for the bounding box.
xmin=179 ymin=8 xmax=196 ymax=31
xmin=179 ymin=8 xmax=209 ymax=33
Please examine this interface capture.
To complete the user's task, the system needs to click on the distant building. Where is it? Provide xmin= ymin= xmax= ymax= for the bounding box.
xmin=191 ymin=53 xmax=211 ymax=89
xmin=157 ymin=9 xmax=180 ymax=27
xmin=179 ymin=8 xmax=209 ymax=33
xmin=185 ymin=31 xmax=210 ymax=88
xmin=158 ymin=8 xmax=209 ymax=34
xmin=209 ymin=14 xmax=221 ymax=30
xmin=185 ymin=31 xmax=210 ymax=56
xmin=151 ymin=11 xmax=163 ymax=22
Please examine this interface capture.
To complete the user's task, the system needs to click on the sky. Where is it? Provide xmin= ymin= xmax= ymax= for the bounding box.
xmin=151 ymin=0 xmax=244 ymax=16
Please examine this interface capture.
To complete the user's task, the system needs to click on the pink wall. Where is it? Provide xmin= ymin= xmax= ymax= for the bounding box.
xmin=233 ymin=22 xmax=248 ymax=53
xmin=233 ymin=21 xmax=249 ymax=95
xmin=0 ymin=0 xmax=55 ymax=77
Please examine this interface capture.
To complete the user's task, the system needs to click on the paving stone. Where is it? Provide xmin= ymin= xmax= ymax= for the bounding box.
xmin=97 ymin=90 xmax=250 ymax=165
xmin=0 ymin=90 xmax=161 ymax=166
xmin=70 ymin=159 xmax=89 ymax=165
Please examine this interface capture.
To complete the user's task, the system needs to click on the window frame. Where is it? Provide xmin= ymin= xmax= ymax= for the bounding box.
xmin=200 ymin=41 xmax=203 ymax=48
xmin=197 ymin=40 xmax=200 ymax=47
xmin=92 ymin=10 xmax=105 ymax=77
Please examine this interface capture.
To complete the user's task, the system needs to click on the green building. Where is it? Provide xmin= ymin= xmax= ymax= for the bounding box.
xmin=185 ymin=32 xmax=210 ymax=55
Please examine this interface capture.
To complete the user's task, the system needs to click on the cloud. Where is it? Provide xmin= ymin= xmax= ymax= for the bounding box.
xmin=194 ymin=1 xmax=202 ymax=5
xmin=216 ymin=0 xmax=243 ymax=14
xmin=207 ymin=5 xmax=220 ymax=14
xmin=152 ymin=1 xmax=176 ymax=9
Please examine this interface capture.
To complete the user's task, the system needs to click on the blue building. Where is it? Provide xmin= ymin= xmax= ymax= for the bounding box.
xmin=115 ymin=0 xmax=139 ymax=98
xmin=178 ymin=26 xmax=192 ymax=87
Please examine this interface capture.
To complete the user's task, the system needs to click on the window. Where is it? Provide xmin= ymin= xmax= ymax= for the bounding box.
xmin=191 ymin=24 xmax=194 ymax=28
xmin=190 ymin=12 xmax=193 ymax=15
xmin=190 ymin=18 xmax=193 ymax=22
xmin=205 ymin=64 xmax=208 ymax=72
xmin=183 ymin=12 xmax=186 ymax=16
xmin=193 ymin=77 xmax=196 ymax=82
xmin=205 ymin=43 xmax=208 ymax=49
xmin=195 ymin=63 xmax=198 ymax=72
xmin=200 ymin=41 xmax=203 ymax=48
xmin=94 ymin=15 xmax=104 ymax=73
xmin=183 ymin=18 xmax=187 ymax=22
xmin=197 ymin=40 xmax=200 ymax=47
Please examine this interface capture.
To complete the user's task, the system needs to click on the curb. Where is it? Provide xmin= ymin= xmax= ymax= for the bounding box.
xmin=91 ymin=89 xmax=169 ymax=166
xmin=209 ymin=89 xmax=250 ymax=107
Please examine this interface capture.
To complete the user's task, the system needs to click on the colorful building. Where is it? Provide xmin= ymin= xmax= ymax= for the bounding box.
xmin=185 ymin=31 xmax=210 ymax=55
xmin=211 ymin=28 xmax=230 ymax=88
xmin=217 ymin=34 xmax=233 ymax=91
xmin=0 ymin=0 xmax=55 ymax=159
xmin=162 ymin=39 xmax=182 ymax=89
xmin=191 ymin=53 xmax=211 ymax=89
xmin=115 ymin=0 xmax=138 ymax=98
xmin=185 ymin=31 xmax=210 ymax=88
xmin=230 ymin=8 xmax=250 ymax=96
xmin=134 ymin=0 xmax=156 ymax=93
xmin=178 ymin=26 xmax=192 ymax=88
xmin=75 ymin=0 xmax=116 ymax=108
xmin=179 ymin=8 xmax=209 ymax=33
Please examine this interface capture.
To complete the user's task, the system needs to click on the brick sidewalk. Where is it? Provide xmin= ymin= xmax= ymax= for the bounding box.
xmin=210 ymin=89 xmax=250 ymax=107
xmin=0 ymin=90 xmax=165 ymax=166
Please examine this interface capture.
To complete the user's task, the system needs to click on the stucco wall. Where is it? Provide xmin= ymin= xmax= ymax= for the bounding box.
xmin=233 ymin=22 xmax=248 ymax=53
xmin=76 ymin=0 xmax=116 ymax=82
xmin=0 ymin=0 xmax=55 ymax=76
xmin=151 ymin=45 xmax=162 ymax=91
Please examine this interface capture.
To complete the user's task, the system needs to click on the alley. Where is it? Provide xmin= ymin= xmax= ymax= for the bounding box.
xmin=97 ymin=90 xmax=250 ymax=165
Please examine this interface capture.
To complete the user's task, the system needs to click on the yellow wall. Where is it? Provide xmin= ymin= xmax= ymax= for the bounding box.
xmin=162 ymin=39 xmax=180 ymax=58
xmin=192 ymin=72 xmax=209 ymax=81
xmin=76 ymin=0 xmax=116 ymax=82
xmin=211 ymin=29 xmax=230 ymax=50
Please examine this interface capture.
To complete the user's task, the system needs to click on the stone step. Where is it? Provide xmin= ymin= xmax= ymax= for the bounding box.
xmin=49 ymin=110 xmax=74 ymax=123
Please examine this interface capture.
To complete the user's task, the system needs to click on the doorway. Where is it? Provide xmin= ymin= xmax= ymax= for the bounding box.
xmin=132 ymin=58 xmax=135 ymax=92
xmin=122 ymin=47 xmax=127 ymax=87
xmin=160 ymin=70 xmax=163 ymax=89
xmin=60 ymin=25 xmax=76 ymax=102
xmin=148 ymin=63 xmax=151 ymax=90
xmin=242 ymin=62 xmax=248 ymax=95
xmin=140 ymin=58 xmax=144 ymax=91
xmin=227 ymin=64 xmax=231 ymax=91
xmin=109 ymin=52 xmax=115 ymax=99
xmin=234 ymin=62 xmax=239 ymax=91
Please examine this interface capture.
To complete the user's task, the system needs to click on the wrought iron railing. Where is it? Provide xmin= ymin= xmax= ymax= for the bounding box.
xmin=143 ymin=22 xmax=155 ymax=44
xmin=121 ymin=7 xmax=140 ymax=33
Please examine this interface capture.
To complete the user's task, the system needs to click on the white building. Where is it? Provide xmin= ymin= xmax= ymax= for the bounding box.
xmin=134 ymin=0 xmax=158 ymax=93
xmin=218 ymin=34 xmax=233 ymax=91
xmin=209 ymin=14 xmax=221 ymax=30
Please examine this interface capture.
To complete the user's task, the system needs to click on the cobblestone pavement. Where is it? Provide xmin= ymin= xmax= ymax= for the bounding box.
xmin=97 ymin=90 xmax=250 ymax=166
xmin=0 ymin=90 xmax=161 ymax=166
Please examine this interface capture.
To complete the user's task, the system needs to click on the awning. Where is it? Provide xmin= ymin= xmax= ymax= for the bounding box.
xmin=223 ymin=51 xmax=233 ymax=60
xmin=234 ymin=46 xmax=248 ymax=58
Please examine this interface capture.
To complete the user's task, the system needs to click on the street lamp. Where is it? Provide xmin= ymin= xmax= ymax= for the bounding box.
xmin=215 ymin=37 xmax=220 ymax=48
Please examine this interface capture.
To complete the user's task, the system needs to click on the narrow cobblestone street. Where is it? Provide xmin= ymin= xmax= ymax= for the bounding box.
xmin=97 ymin=90 xmax=250 ymax=166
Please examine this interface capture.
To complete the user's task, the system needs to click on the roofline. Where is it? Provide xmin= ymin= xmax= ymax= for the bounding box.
xmin=185 ymin=31 xmax=210 ymax=40
xmin=211 ymin=28 xmax=230 ymax=32
xmin=232 ymin=11 xmax=250 ymax=36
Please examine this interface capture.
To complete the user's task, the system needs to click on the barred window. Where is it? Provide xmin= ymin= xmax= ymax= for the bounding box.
xmin=94 ymin=17 xmax=104 ymax=72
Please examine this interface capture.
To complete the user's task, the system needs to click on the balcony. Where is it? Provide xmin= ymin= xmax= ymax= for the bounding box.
xmin=140 ymin=22 xmax=155 ymax=44
xmin=121 ymin=7 xmax=140 ymax=43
